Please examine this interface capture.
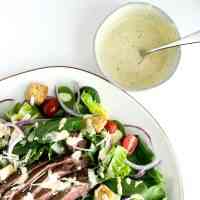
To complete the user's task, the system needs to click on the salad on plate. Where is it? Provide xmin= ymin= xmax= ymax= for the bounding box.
xmin=0 ymin=82 xmax=167 ymax=200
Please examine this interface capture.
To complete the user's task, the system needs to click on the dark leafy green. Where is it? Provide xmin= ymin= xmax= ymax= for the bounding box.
xmin=14 ymin=140 xmax=50 ymax=164
xmin=128 ymin=137 xmax=154 ymax=165
xmin=104 ymin=178 xmax=147 ymax=196
xmin=143 ymin=185 xmax=166 ymax=200
xmin=113 ymin=120 xmax=126 ymax=135
xmin=57 ymin=86 xmax=75 ymax=108
xmin=142 ymin=169 xmax=164 ymax=187
xmin=80 ymin=87 xmax=100 ymax=103
xmin=13 ymin=117 xmax=85 ymax=165
xmin=26 ymin=117 xmax=85 ymax=143
xmin=81 ymin=91 xmax=108 ymax=117
xmin=77 ymin=86 xmax=101 ymax=114
xmin=63 ymin=117 xmax=86 ymax=132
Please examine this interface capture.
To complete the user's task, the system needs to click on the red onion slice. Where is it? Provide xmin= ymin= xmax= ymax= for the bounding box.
xmin=4 ymin=122 xmax=24 ymax=135
xmin=125 ymin=159 xmax=162 ymax=179
xmin=15 ymin=118 xmax=51 ymax=127
xmin=4 ymin=122 xmax=25 ymax=156
xmin=124 ymin=124 xmax=162 ymax=178
xmin=125 ymin=159 xmax=161 ymax=171
xmin=135 ymin=160 xmax=161 ymax=179
xmin=124 ymin=124 xmax=152 ymax=147
xmin=73 ymin=81 xmax=81 ymax=113
xmin=133 ymin=170 xmax=146 ymax=179
xmin=15 ymin=119 xmax=34 ymax=126
xmin=56 ymin=85 xmax=83 ymax=117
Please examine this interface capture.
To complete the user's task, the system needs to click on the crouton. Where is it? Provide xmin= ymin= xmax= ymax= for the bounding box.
xmin=25 ymin=83 xmax=48 ymax=105
xmin=89 ymin=115 xmax=107 ymax=133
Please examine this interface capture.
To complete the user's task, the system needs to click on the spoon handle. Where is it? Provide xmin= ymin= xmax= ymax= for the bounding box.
xmin=148 ymin=30 xmax=200 ymax=53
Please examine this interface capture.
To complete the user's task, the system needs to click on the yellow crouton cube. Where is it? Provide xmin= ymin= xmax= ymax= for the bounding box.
xmin=25 ymin=83 xmax=48 ymax=105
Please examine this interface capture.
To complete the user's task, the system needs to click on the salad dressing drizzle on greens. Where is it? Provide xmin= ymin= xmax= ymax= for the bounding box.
xmin=0 ymin=82 xmax=167 ymax=200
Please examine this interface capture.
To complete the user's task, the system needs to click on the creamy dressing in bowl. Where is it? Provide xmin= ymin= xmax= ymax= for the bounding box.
xmin=95 ymin=3 xmax=181 ymax=90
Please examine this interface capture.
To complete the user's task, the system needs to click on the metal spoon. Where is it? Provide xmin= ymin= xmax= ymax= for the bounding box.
xmin=140 ymin=30 xmax=200 ymax=59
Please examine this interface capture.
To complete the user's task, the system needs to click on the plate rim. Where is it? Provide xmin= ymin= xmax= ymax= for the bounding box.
xmin=0 ymin=65 xmax=184 ymax=199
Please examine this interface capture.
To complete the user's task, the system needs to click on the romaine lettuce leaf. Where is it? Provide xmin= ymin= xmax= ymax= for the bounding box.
xmin=104 ymin=178 xmax=166 ymax=200
xmin=5 ymin=102 xmax=40 ymax=122
xmin=104 ymin=178 xmax=147 ymax=196
xmin=106 ymin=146 xmax=131 ymax=178
xmin=81 ymin=91 xmax=108 ymax=118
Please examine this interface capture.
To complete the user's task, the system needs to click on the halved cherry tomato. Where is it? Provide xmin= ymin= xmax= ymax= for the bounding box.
xmin=105 ymin=120 xmax=117 ymax=134
xmin=121 ymin=134 xmax=138 ymax=155
xmin=42 ymin=97 xmax=60 ymax=117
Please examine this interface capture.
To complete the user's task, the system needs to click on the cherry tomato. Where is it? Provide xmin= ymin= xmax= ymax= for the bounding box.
xmin=121 ymin=134 xmax=138 ymax=155
xmin=42 ymin=97 xmax=60 ymax=117
xmin=105 ymin=120 xmax=117 ymax=134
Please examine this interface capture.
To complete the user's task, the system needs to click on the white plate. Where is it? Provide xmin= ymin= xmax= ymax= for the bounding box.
xmin=0 ymin=66 xmax=184 ymax=199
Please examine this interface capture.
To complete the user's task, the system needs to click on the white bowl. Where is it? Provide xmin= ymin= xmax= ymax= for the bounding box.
xmin=0 ymin=66 xmax=184 ymax=199
xmin=94 ymin=2 xmax=181 ymax=91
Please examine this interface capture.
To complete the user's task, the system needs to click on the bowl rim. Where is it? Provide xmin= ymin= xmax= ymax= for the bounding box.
xmin=0 ymin=65 xmax=184 ymax=199
xmin=93 ymin=2 xmax=182 ymax=91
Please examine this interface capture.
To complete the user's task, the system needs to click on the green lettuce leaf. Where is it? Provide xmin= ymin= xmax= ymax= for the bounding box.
xmin=106 ymin=146 xmax=131 ymax=178
xmin=5 ymin=102 xmax=40 ymax=122
xmin=81 ymin=91 xmax=108 ymax=118
xmin=143 ymin=185 xmax=166 ymax=200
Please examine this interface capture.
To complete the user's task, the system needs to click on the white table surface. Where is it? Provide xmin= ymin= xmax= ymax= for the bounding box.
xmin=0 ymin=0 xmax=200 ymax=199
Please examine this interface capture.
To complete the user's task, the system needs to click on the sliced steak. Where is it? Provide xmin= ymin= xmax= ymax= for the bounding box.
xmin=31 ymin=162 xmax=75 ymax=198
xmin=62 ymin=183 xmax=89 ymax=200
xmin=37 ymin=183 xmax=90 ymax=200
xmin=32 ymin=159 xmax=88 ymax=199
xmin=3 ymin=156 xmax=75 ymax=200
xmin=0 ymin=160 xmax=48 ymax=198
